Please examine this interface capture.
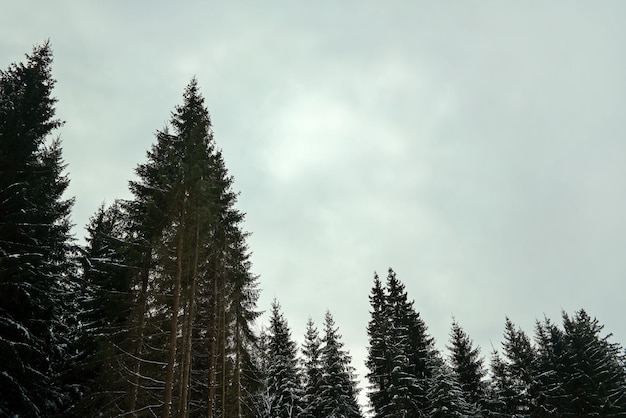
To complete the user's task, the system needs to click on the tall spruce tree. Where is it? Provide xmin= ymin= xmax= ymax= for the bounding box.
xmin=263 ymin=300 xmax=302 ymax=418
xmin=487 ymin=348 xmax=515 ymax=416
xmin=68 ymin=201 xmax=133 ymax=416
xmin=487 ymin=318 xmax=535 ymax=417
xmin=503 ymin=318 xmax=535 ymax=417
xmin=532 ymin=316 xmax=568 ymax=417
xmin=447 ymin=319 xmax=487 ymax=413
xmin=301 ymin=318 xmax=324 ymax=418
xmin=426 ymin=357 xmax=473 ymax=418
xmin=365 ymin=272 xmax=391 ymax=417
xmin=0 ymin=41 xmax=75 ymax=417
xmin=386 ymin=268 xmax=436 ymax=417
xmin=559 ymin=309 xmax=626 ymax=416
xmin=117 ymin=78 xmax=259 ymax=417
xmin=366 ymin=269 xmax=437 ymax=418
xmin=318 ymin=311 xmax=363 ymax=418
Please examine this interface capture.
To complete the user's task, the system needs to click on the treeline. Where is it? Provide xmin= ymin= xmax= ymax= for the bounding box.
xmin=1 ymin=42 xmax=626 ymax=418
xmin=366 ymin=269 xmax=626 ymax=417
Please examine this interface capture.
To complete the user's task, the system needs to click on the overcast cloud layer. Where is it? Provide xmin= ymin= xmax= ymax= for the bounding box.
xmin=2 ymin=1 xmax=626 ymax=405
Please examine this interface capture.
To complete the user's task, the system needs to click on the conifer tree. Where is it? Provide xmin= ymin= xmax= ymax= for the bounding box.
xmin=385 ymin=268 xmax=436 ymax=417
xmin=264 ymin=300 xmax=302 ymax=418
xmin=301 ymin=318 xmax=324 ymax=418
xmin=366 ymin=269 xmax=437 ymax=418
xmin=119 ymin=78 xmax=259 ymax=417
xmin=447 ymin=319 xmax=487 ymax=413
xmin=0 ymin=41 xmax=76 ymax=417
xmin=365 ymin=273 xmax=391 ymax=417
xmin=487 ymin=318 xmax=535 ymax=417
xmin=427 ymin=357 xmax=473 ymax=418
xmin=559 ymin=309 xmax=626 ymax=416
xmin=486 ymin=348 xmax=514 ymax=416
xmin=503 ymin=318 xmax=535 ymax=416
xmin=65 ymin=202 xmax=132 ymax=417
xmin=224 ymin=233 xmax=262 ymax=418
xmin=319 ymin=311 xmax=363 ymax=418
xmin=255 ymin=329 xmax=276 ymax=418
xmin=68 ymin=201 xmax=133 ymax=416
xmin=532 ymin=316 xmax=568 ymax=417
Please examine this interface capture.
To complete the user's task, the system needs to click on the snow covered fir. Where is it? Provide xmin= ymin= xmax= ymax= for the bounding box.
xmin=2 ymin=43 xmax=626 ymax=418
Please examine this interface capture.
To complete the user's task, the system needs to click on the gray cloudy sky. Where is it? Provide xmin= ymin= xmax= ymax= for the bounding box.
xmin=2 ymin=0 xmax=626 ymax=404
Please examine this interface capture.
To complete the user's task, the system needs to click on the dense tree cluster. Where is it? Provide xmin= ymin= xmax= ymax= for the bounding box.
xmin=66 ymin=75 xmax=265 ymax=418
xmin=0 ymin=42 xmax=264 ymax=418
xmin=365 ymin=269 xmax=626 ymax=417
xmin=2 ymin=43 xmax=626 ymax=418
xmin=0 ymin=42 xmax=364 ymax=418
xmin=0 ymin=41 xmax=76 ymax=417
xmin=257 ymin=301 xmax=363 ymax=418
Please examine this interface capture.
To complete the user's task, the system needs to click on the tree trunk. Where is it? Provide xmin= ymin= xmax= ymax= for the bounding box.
xmin=179 ymin=223 xmax=199 ymax=418
xmin=177 ymin=293 xmax=190 ymax=414
xmin=127 ymin=250 xmax=151 ymax=414
xmin=221 ymin=297 xmax=227 ymax=418
xmin=162 ymin=204 xmax=185 ymax=418
xmin=207 ymin=271 xmax=218 ymax=418
xmin=235 ymin=318 xmax=241 ymax=418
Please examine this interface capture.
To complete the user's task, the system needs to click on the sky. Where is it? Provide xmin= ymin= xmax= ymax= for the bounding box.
xmin=2 ymin=0 xmax=626 ymax=408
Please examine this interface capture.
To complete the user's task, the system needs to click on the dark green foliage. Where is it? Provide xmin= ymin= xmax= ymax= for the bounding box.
xmin=319 ymin=311 xmax=363 ymax=418
xmin=532 ymin=317 xmax=568 ymax=417
xmin=366 ymin=269 xmax=438 ymax=418
xmin=0 ymin=41 xmax=75 ymax=417
xmin=486 ymin=310 xmax=626 ymax=417
xmin=67 ymin=201 xmax=133 ymax=416
xmin=262 ymin=300 xmax=302 ymax=418
xmin=447 ymin=319 xmax=487 ymax=413
xmin=486 ymin=349 xmax=517 ymax=417
xmin=365 ymin=272 xmax=391 ymax=417
xmin=488 ymin=318 xmax=535 ymax=417
xmin=301 ymin=318 xmax=324 ymax=418
xmin=120 ymin=78 xmax=261 ymax=417
xmin=558 ymin=310 xmax=626 ymax=416
xmin=386 ymin=269 xmax=437 ymax=417
xmin=427 ymin=358 xmax=474 ymax=418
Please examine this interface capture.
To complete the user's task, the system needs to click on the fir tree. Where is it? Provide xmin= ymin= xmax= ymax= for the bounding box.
xmin=447 ymin=318 xmax=487 ymax=413
xmin=502 ymin=318 xmax=535 ymax=417
xmin=264 ymin=300 xmax=302 ymax=418
xmin=427 ymin=357 xmax=474 ymax=418
xmin=319 ymin=311 xmax=363 ymax=418
xmin=385 ymin=268 xmax=436 ymax=417
xmin=365 ymin=272 xmax=391 ymax=417
xmin=488 ymin=317 xmax=535 ymax=417
xmin=486 ymin=348 xmax=515 ymax=416
xmin=0 ymin=41 xmax=76 ymax=417
xmin=366 ymin=269 xmax=437 ymax=418
xmin=301 ymin=317 xmax=324 ymax=418
xmin=532 ymin=316 xmax=568 ymax=417
xmin=68 ymin=201 xmax=133 ymax=416
xmin=487 ymin=318 xmax=535 ymax=417
xmin=119 ymin=78 xmax=259 ymax=417
xmin=559 ymin=309 xmax=626 ymax=416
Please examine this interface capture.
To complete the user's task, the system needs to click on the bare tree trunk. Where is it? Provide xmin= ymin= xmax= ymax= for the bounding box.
xmin=207 ymin=272 xmax=218 ymax=418
xmin=235 ymin=318 xmax=241 ymax=418
xmin=177 ymin=293 xmax=190 ymax=414
xmin=127 ymin=251 xmax=151 ymax=414
xmin=162 ymin=210 xmax=185 ymax=418
xmin=179 ymin=223 xmax=199 ymax=418
xmin=221 ymin=298 xmax=227 ymax=418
